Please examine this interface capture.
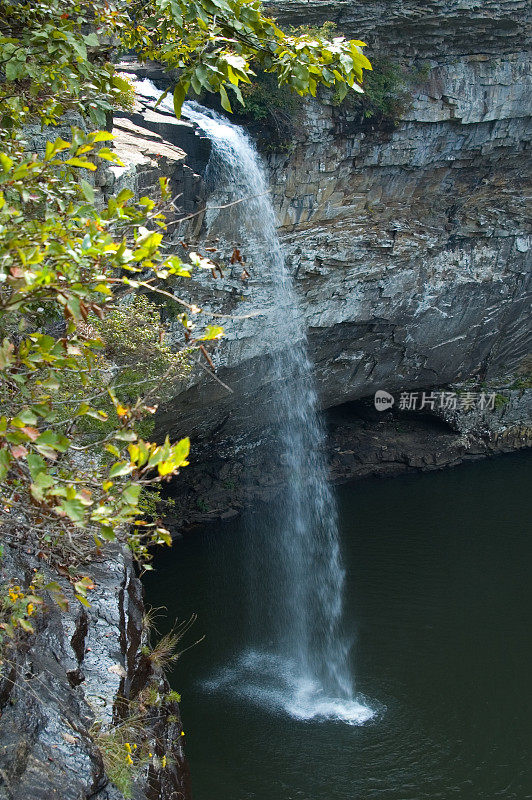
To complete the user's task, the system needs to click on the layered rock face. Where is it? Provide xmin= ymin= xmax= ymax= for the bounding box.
xmin=155 ymin=0 xmax=530 ymax=450
xmin=0 ymin=545 xmax=190 ymax=800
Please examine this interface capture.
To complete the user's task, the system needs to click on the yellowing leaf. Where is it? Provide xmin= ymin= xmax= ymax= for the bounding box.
xmin=65 ymin=157 xmax=97 ymax=170
xmin=109 ymin=461 xmax=134 ymax=478
xmin=173 ymin=81 xmax=187 ymax=119
xmin=219 ymin=84 xmax=232 ymax=113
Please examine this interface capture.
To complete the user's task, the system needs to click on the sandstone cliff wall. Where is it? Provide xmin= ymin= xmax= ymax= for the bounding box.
xmin=88 ymin=4 xmax=532 ymax=519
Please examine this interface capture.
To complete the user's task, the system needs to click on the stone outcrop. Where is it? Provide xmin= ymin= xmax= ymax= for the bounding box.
xmin=104 ymin=63 xmax=210 ymax=233
xmin=268 ymin=0 xmax=530 ymax=59
xmin=0 ymin=543 xmax=190 ymax=800
xmin=162 ymin=381 xmax=531 ymax=530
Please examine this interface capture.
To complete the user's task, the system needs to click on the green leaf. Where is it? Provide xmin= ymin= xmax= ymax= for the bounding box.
xmin=44 ymin=581 xmax=62 ymax=592
xmin=173 ymin=437 xmax=190 ymax=465
xmin=116 ymin=188 xmax=134 ymax=204
xmin=0 ymin=154 xmax=13 ymax=173
xmin=201 ymin=325 xmax=224 ymax=341
xmin=35 ymin=430 xmax=70 ymax=452
xmin=60 ymin=498 xmax=86 ymax=523
xmin=27 ymin=452 xmax=46 ymax=479
xmin=42 ymin=375 xmax=60 ymax=391
xmin=0 ymin=448 xmax=11 ymax=480
xmin=5 ymin=61 xmax=22 ymax=81
xmin=17 ymin=409 xmax=38 ymax=425
xmin=154 ymin=88 xmax=170 ymax=109
xmin=74 ymin=593 xmax=91 ymax=608
xmin=122 ymin=483 xmax=141 ymax=505
xmin=109 ymin=461 xmax=134 ymax=478
xmin=156 ymin=527 xmax=172 ymax=546
xmin=96 ymin=148 xmax=124 ymax=166
xmin=84 ymin=32 xmax=100 ymax=47
xmin=99 ymin=526 xmax=116 ymax=541
xmin=113 ymin=431 xmax=137 ymax=441
xmin=74 ymin=576 xmax=94 ymax=594
xmin=0 ymin=338 xmax=14 ymax=370
xmin=45 ymin=583 xmax=69 ymax=611
xmin=219 ymin=84 xmax=232 ymax=113
xmin=80 ymin=179 xmax=94 ymax=203
xmin=44 ymin=138 xmax=70 ymax=161
xmin=173 ymin=82 xmax=188 ymax=119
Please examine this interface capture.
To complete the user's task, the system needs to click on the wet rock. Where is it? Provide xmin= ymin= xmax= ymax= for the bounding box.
xmin=0 ymin=545 xmax=191 ymax=800
xmin=167 ymin=384 xmax=530 ymax=528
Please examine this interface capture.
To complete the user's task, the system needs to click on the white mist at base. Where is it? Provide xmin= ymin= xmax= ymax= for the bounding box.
xmin=203 ymin=650 xmax=375 ymax=725
xmin=130 ymin=77 xmax=373 ymax=725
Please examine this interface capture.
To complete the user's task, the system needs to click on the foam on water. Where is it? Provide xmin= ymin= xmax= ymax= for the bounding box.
xmin=203 ymin=651 xmax=375 ymax=725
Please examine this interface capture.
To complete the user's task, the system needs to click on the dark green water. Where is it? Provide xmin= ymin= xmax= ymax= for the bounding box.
xmin=145 ymin=452 xmax=532 ymax=800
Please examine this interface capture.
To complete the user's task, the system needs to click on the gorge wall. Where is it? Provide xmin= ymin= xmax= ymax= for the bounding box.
xmin=0 ymin=544 xmax=190 ymax=800
xmin=109 ymin=0 xmax=529 ymax=525
xmin=140 ymin=0 xmax=531 ymax=452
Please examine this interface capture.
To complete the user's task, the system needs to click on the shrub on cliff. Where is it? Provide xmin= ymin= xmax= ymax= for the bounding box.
xmin=0 ymin=0 xmax=372 ymax=130
xmin=0 ymin=134 xmax=217 ymax=578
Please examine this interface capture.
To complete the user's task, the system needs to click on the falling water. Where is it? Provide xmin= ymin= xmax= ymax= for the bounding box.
xmin=131 ymin=78 xmax=372 ymax=724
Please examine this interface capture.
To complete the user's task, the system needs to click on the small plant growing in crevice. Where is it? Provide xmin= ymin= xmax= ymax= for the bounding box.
xmin=147 ymin=614 xmax=202 ymax=673
xmin=92 ymin=715 xmax=155 ymax=800
xmin=94 ymin=728 xmax=138 ymax=799
xmin=332 ymin=56 xmax=430 ymax=130
xmin=138 ymin=486 xmax=176 ymax=527
xmin=196 ymin=498 xmax=210 ymax=512
xmin=0 ymin=578 xmax=43 ymax=645
xmin=139 ymin=681 xmax=161 ymax=708
xmin=495 ymin=393 xmax=509 ymax=409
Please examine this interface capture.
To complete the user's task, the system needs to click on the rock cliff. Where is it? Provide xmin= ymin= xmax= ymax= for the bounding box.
xmin=142 ymin=1 xmax=531 ymax=454
xmin=0 ymin=543 xmax=190 ymax=800
xmin=131 ymin=0 xmax=531 ymax=520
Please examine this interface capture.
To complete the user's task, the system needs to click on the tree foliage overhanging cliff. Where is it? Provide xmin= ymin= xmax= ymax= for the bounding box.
xmin=0 ymin=0 xmax=372 ymax=633
xmin=0 ymin=0 xmax=372 ymax=127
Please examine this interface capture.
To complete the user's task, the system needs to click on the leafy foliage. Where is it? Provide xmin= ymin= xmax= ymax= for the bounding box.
xmin=0 ymin=0 xmax=132 ymax=128
xmin=0 ymin=133 xmax=218 ymax=568
xmin=0 ymin=0 xmax=372 ymax=132
xmin=332 ymin=57 xmax=430 ymax=129
xmin=0 ymin=576 xmax=44 ymax=641
xmin=232 ymin=70 xmax=303 ymax=151
xmin=93 ymin=721 xmax=153 ymax=799
xmin=127 ymin=0 xmax=372 ymax=114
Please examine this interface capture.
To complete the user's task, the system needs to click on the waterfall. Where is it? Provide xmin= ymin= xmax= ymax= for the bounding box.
xmin=130 ymin=78 xmax=372 ymax=724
